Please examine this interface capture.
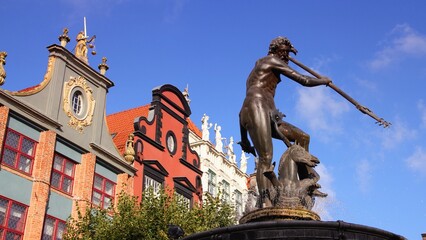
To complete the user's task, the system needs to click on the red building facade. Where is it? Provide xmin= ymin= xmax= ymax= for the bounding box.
xmin=107 ymin=84 xmax=202 ymax=204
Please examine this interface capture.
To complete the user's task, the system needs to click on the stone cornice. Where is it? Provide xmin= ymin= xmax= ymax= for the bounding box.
xmin=180 ymin=158 xmax=203 ymax=175
xmin=46 ymin=44 xmax=114 ymax=89
xmin=0 ymin=89 xmax=62 ymax=129
xmin=89 ymin=142 xmax=137 ymax=175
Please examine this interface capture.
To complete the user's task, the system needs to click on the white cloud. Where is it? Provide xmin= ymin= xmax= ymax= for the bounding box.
xmin=417 ymin=100 xmax=426 ymax=128
xmin=296 ymin=87 xmax=350 ymax=133
xmin=369 ymin=24 xmax=426 ymax=70
xmin=60 ymin=0 xmax=126 ymax=16
xmin=380 ymin=118 xmax=417 ymax=149
xmin=355 ymin=77 xmax=378 ymax=92
xmin=311 ymin=55 xmax=338 ymax=73
xmin=312 ymin=164 xmax=339 ymax=220
xmin=163 ymin=0 xmax=187 ymax=23
xmin=405 ymin=147 xmax=426 ymax=175
xmin=355 ymin=159 xmax=372 ymax=194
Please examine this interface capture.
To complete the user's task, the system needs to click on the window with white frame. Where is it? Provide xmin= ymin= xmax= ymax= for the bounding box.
xmin=234 ymin=190 xmax=243 ymax=216
xmin=175 ymin=192 xmax=191 ymax=209
xmin=222 ymin=180 xmax=230 ymax=203
xmin=144 ymin=175 xmax=162 ymax=194
xmin=71 ymin=90 xmax=84 ymax=116
xmin=207 ymin=170 xmax=217 ymax=196
xmin=1 ymin=128 xmax=37 ymax=174
xmin=174 ymin=178 xmax=194 ymax=209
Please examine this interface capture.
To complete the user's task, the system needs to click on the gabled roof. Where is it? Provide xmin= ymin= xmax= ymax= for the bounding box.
xmin=106 ymin=105 xmax=150 ymax=154
xmin=187 ymin=117 xmax=202 ymax=138
xmin=106 ymin=105 xmax=202 ymax=154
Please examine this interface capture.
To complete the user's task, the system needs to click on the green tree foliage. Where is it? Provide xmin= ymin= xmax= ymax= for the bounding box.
xmin=64 ymin=188 xmax=235 ymax=240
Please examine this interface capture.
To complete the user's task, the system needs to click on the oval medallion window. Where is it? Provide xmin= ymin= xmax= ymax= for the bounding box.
xmin=166 ymin=131 xmax=177 ymax=155
xmin=63 ymin=76 xmax=96 ymax=133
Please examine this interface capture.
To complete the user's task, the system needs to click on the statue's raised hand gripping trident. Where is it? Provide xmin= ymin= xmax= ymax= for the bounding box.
xmin=238 ymin=37 xmax=331 ymax=207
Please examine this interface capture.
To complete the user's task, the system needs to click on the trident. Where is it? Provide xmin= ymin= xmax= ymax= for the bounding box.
xmin=289 ymin=56 xmax=391 ymax=128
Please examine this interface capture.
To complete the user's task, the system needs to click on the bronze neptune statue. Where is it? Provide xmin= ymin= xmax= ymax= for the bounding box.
xmin=239 ymin=36 xmax=330 ymax=208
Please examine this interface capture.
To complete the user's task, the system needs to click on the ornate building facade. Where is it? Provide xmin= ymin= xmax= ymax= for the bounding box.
xmin=107 ymin=92 xmax=249 ymax=219
xmin=106 ymin=85 xmax=203 ymax=205
xmin=188 ymin=114 xmax=249 ymax=219
xmin=0 ymin=31 xmax=135 ymax=240
xmin=0 ymin=27 xmax=249 ymax=240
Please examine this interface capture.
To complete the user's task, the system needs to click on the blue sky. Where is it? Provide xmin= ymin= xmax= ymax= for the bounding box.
xmin=1 ymin=1 xmax=426 ymax=239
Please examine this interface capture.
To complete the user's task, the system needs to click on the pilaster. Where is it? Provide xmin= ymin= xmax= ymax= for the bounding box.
xmin=71 ymin=152 xmax=96 ymax=218
xmin=23 ymin=130 xmax=57 ymax=240
xmin=0 ymin=106 xmax=9 ymax=154
xmin=116 ymin=173 xmax=135 ymax=204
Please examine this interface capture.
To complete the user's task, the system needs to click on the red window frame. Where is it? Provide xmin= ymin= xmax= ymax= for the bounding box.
xmin=41 ymin=215 xmax=66 ymax=240
xmin=92 ymin=174 xmax=116 ymax=209
xmin=1 ymin=128 xmax=37 ymax=175
xmin=0 ymin=195 xmax=28 ymax=240
xmin=50 ymin=153 xmax=76 ymax=195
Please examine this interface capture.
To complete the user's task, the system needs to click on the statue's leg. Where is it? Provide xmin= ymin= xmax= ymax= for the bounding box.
xmin=245 ymin=111 xmax=274 ymax=208
xmin=276 ymin=121 xmax=310 ymax=151
xmin=275 ymin=121 xmax=312 ymax=180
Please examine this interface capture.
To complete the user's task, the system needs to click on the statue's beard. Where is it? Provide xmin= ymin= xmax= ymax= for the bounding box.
xmin=281 ymin=55 xmax=289 ymax=64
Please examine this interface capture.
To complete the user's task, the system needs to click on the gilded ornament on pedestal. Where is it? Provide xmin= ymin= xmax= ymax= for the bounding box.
xmin=58 ymin=28 xmax=70 ymax=47
xmin=124 ymin=134 xmax=135 ymax=164
xmin=0 ymin=51 xmax=7 ymax=86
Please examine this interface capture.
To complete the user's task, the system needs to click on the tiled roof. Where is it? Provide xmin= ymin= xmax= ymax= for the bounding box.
xmin=106 ymin=105 xmax=202 ymax=154
xmin=15 ymin=84 xmax=40 ymax=93
xmin=187 ymin=117 xmax=202 ymax=138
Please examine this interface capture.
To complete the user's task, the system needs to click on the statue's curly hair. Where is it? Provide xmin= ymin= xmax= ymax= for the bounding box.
xmin=268 ymin=36 xmax=295 ymax=55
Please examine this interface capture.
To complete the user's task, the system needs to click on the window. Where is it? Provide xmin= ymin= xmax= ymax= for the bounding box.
xmin=71 ymin=90 xmax=83 ymax=116
xmin=174 ymin=178 xmax=194 ymax=209
xmin=92 ymin=174 xmax=116 ymax=210
xmin=144 ymin=175 xmax=162 ymax=194
xmin=234 ymin=190 xmax=243 ymax=216
xmin=0 ymin=195 xmax=28 ymax=240
xmin=165 ymin=131 xmax=177 ymax=155
xmin=50 ymin=154 xmax=76 ymax=194
xmin=207 ymin=170 xmax=216 ymax=196
xmin=1 ymin=128 xmax=37 ymax=174
xmin=134 ymin=140 xmax=143 ymax=161
xmin=42 ymin=215 xmax=66 ymax=240
xmin=222 ymin=180 xmax=230 ymax=203
xmin=142 ymin=161 xmax=167 ymax=194
xmin=175 ymin=192 xmax=191 ymax=209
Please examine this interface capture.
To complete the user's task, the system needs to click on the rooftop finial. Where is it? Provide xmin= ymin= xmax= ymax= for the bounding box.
xmin=0 ymin=51 xmax=7 ymax=86
xmin=58 ymin=28 xmax=70 ymax=47
xmin=98 ymin=57 xmax=109 ymax=75
xmin=182 ymin=84 xmax=191 ymax=105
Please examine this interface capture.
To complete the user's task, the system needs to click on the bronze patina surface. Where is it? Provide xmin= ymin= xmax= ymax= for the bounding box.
xmin=239 ymin=36 xmax=330 ymax=208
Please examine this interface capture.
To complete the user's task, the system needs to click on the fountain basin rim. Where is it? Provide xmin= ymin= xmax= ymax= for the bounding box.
xmin=182 ymin=220 xmax=405 ymax=240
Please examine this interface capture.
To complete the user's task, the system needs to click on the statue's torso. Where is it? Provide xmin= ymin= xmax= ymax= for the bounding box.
xmin=244 ymin=56 xmax=283 ymax=109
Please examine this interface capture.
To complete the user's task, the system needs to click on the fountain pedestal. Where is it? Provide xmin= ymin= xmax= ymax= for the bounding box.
xmin=239 ymin=207 xmax=320 ymax=223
